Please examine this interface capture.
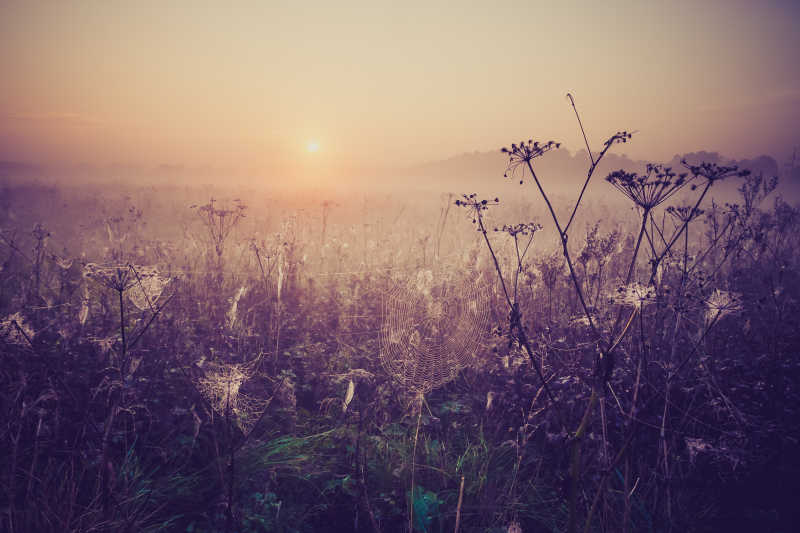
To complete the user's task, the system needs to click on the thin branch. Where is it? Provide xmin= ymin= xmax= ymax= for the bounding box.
xmin=525 ymin=161 xmax=606 ymax=349
xmin=564 ymin=131 xmax=633 ymax=235
xmin=568 ymin=93 xmax=594 ymax=167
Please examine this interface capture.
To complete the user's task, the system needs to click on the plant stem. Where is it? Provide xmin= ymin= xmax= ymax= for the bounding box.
xmin=568 ymin=387 xmax=598 ymax=533
xmin=524 ymin=161 xmax=605 ymax=347
xmin=119 ymin=288 xmax=127 ymax=366
xmin=409 ymin=394 xmax=423 ymax=533
xmin=627 ymin=210 xmax=650 ymax=285
xmin=568 ymin=93 xmax=595 ymax=166
xmin=454 ymin=475 xmax=465 ymax=533
xmin=475 ymin=215 xmax=559 ymax=409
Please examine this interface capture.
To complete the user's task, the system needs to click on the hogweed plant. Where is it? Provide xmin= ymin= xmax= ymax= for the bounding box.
xmin=605 ymin=164 xmax=691 ymax=284
xmin=455 ymin=195 xmax=559 ymax=409
xmin=191 ymin=198 xmax=247 ymax=286
xmin=30 ymin=223 xmax=50 ymax=303
xmin=577 ymin=223 xmax=621 ymax=309
xmin=459 ymin=95 xmax=663 ymax=533
xmin=81 ymin=261 xmax=175 ymax=517
xmin=640 ymin=162 xmax=749 ymax=286
xmin=600 ymin=158 xmax=753 ymax=531
xmin=535 ymin=250 xmax=566 ymax=325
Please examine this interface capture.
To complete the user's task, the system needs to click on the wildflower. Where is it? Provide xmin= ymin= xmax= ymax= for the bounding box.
xmin=704 ymin=289 xmax=742 ymax=323
xmin=614 ymin=282 xmax=657 ymax=308
xmin=454 ymin=194 xmax=499 ymax=228
xmin=501 ymin=140 xmax=560 ymax=182
xmin=666 ymin=205 xmax=704 ymax=223
xmin=495 ymin=222 xmax=542 ymax=237
xmin=606 ymin=164 xmax=691 ymax=210
xmin=83 ymin=263 xmax=137 ymax=292
xmin=454 ymin=194 xmax=499 ymax=211
xmin=682 ymin=160 xmax=750 ymax=183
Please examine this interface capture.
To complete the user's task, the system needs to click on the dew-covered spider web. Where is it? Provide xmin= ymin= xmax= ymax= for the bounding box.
xmin=194 ymin=358 xmax=268 ymax=435
xmin=380 ymin=269 xmax=490 ymax=395
xmin=380 ymin=268 xmax=491 ymax=532
xmin=127 ymin=267 xmax=172 ymax=311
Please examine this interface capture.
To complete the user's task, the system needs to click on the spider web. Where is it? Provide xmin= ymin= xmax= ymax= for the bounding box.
xmin=194 ymin=359 xmax=268 ymax=435
xmin=128 ymin=267 xmax=172 ymax=311
xmin=380 ymin=269 xmax=490 ymax=395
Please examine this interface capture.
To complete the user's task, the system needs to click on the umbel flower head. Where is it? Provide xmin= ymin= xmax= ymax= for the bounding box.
xmin=454 ymin=194 xmax=499 ymax=227
xmin=84 ymin=263 xmax=172 ymax=310
xmin=606 ymin=164 xmax=691 ymax=210
xmin=682 ymin=160 xmax=750 ymax=185
xmin=666 ymin=205 xmax=704 ymax=224
xmin=494 ymin=222 xmax=543 ymax=237
xmin=613 ymin=282 xmax=657 ymax=308
xmin=704 ymin=289 xmax=743 ymax=324
xmin=83 ymin=263 xmax=138 ymax=292
xmin=501 ymin=140 xmax=560 ymax=183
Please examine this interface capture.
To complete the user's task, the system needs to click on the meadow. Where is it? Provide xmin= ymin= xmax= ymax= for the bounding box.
xmin=1 ymin=141 xmax=799 ymax=533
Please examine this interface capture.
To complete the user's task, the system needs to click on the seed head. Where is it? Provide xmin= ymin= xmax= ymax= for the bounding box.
xmin=606 ymin=164 xmax=691 ymax=210
xmin=501 ymin=140 xmax=560 ymax=182
xmin=704 ymin=289 xmax=742 ymax=323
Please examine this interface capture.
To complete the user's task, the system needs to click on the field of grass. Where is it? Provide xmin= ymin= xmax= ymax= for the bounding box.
xmin=2 ymin=145 xmax=799 ymax=532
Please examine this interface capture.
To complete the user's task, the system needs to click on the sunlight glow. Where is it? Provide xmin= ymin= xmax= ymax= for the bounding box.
xmin=307 ymin=141 xmax=320 ymax=153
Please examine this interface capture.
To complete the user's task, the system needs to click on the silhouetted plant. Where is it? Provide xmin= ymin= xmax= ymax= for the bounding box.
xmin=455 ymin=194 xmax=558 ymax=410
xmin=191 ymin=198 xmax=247 ymax=285
xmin=473 ymin=96 xmax=650 ymax=533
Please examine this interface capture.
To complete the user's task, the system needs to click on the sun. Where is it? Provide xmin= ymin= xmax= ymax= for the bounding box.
xmin=306 ymin=141 xmax=320 ymax=153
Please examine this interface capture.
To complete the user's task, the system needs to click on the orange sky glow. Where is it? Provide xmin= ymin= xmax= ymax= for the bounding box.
xmin=1 ymin=0 xmax=798 ymax=182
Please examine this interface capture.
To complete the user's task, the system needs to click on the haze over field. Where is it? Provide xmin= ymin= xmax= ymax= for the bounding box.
xmin=1 ymin=0 xmax=798 ymax=190
xmin=4 ymin=4 xmax=800 ymax=533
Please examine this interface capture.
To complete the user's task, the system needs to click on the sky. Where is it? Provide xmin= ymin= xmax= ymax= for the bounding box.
xmin=0 ymin=0 xmax=798 ymax=182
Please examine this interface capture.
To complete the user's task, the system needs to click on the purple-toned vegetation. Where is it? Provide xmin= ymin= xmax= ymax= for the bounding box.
xmin=1 ymin=127 xmax=799 ymax=533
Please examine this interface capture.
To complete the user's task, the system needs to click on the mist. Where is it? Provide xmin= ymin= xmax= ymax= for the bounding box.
xmin=2 ymin=1 xmax=800 ymax=532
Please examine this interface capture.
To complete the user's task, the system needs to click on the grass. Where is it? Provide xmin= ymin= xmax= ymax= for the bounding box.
xmin=0 ymin=143 xmax=798 ymax=532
